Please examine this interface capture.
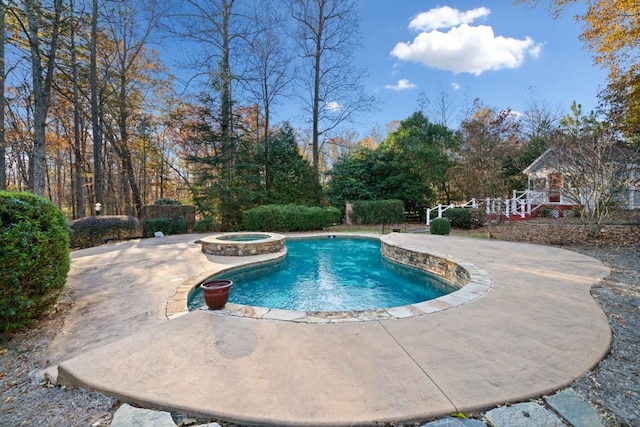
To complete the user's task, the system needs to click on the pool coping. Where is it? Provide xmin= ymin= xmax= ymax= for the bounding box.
xmin=166 ymin=233 xmax=493 ymax=323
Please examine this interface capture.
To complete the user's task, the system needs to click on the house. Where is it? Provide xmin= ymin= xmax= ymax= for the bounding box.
xmin=522 ymin=146 xmax=639 ymax=214
xmin=426 ymin=144 xmax=639 ymax=225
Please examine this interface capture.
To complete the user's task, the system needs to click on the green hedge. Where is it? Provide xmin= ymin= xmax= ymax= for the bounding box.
xmin=70 ymin=215 xmax=140 ymax=248
xmin=430 ymin=218 xmax=451 ymax=235
xmin=143 ymin=215 xmax=187 ymax=237
xmin=140 ymin=205 xmax=195 ymax=235
xmin=444 ymin=208 xmax=485 ymax=229
xmin=193 ymin=217 xmax=216 ymax=233
xmin=171 ymin=215 xmax=187 ymax=234
xmin=243 ymin=204 xmax=340 ymax=232
xmin=144 ymin=218 xmax=172 ymax=237
xmin=0 ymin=191 xmax=70 ymax=336
xmin=350 ymin=200 xmax=405 ymax=225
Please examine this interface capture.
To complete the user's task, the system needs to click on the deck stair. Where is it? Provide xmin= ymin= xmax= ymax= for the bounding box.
xmin=426 ymin=191 xmax=557 ymax=225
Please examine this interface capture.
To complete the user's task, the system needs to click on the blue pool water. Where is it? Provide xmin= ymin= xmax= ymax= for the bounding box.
xmin=189 ymin=237 xmax=456 ymax=312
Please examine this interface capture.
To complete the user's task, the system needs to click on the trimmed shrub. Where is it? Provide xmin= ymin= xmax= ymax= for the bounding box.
xmin=144 ymin=218 xmax=172 ymax=237
xmin=0 ymin=191 xmax=70 ymax=336
xmin=469 ymin=208 xmax=486 ymax=228
xmin=170 ymin=215 xmax=187 ymax=234
xmin=140 ymin=205 xmax=195 ymax=235
xmin=70 ymin=215 xmax=141 ymax=249
xmin=350 ymin=200 xmax=405 ymax=225
xmin=430 ymin=218 xmax=451 ymax=235
xmin=444 ymin=208 xmax=485 ymax=229
xmin=243 ymin=204 xmax=340 ymax=232
xmin=539 ymin=207 xmax=552 ymax=218
xmin=193 ymin=217 xmax=216 ymax=233
xmin=153 ymin=198 xmax=182 ymax=206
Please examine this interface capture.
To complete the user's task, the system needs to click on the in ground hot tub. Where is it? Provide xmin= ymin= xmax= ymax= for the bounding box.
xmin=200 ymin=232 xmax=286 ymax=256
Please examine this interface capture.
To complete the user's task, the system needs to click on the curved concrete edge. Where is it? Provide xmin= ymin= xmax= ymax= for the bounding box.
xmin=378 ymin=235 xmax=613 ymax=418
xmin=169 ymin=233 xmax=494 ymax=323
xmin=55 ymin=234 xmax=613 ymax=426
xmin=56 ymin=312 xmax=458 ymax=427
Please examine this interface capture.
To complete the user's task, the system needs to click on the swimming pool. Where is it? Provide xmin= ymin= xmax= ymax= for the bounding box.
xmin=189 ymin=237 xmax=457 ymax=312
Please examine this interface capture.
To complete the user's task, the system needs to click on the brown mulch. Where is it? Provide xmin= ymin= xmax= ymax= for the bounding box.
xmin=1 ymin=222 xmax=639 ymax=426
xmin=0 ymin=293 xmax=115 ymax=426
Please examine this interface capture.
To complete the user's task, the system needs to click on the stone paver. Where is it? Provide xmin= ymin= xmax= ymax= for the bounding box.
xmin=51 ymin=233 xmax=611 ymax=426
xmin=484 ymin=402 xmax=565 ymax=427
xmin=546 ymin=389 xmax=605 ymax=427
xmin=110 ymin=403 xmax=176 ymax=427
xmin=422 ymin=416 xmax=487 ymax=426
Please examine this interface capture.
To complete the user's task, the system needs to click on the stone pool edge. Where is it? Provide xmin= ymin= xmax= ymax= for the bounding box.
xmin=166 ymin=232 xmax=493 ymax=323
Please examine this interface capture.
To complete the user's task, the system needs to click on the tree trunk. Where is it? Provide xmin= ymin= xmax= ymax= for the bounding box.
xmin=71 ymin=0 xmax=85 ymax=217
xmin=0 ymin=2 xmax=6 ymax=190
xmin=25 ymin=0 xmax=62 ymax=196
xmin=91 ymin=0 xmax=104 ymax=209
xmin=311 ymin=5 xmax=323 ymax=183
xmin=117 ymin=74 xmax=142 ymax=216
xmin=219 ymin=0 xmax=234 ymax=229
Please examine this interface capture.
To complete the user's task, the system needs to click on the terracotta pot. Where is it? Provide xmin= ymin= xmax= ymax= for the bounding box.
xmin=201 ymin=279 xmax=234 ymax=310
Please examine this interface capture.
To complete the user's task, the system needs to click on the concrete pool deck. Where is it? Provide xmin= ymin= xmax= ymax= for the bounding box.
xmin=49 ymin=232 xmax=611 ymax=426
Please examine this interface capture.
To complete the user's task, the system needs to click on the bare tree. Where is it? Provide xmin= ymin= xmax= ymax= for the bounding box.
xmin=417 ymin=83 xmax=459 ymax=128
xmin=68 ymin=0 xmax=85 ymax=216
xmin=290 ymin=0 xmax=375 ymax=183
xmin=168 ymin=0 xmax=248 ymax=144
xmin=0 ymin=0 xmax=7 ymax=190
xmin=521 ymin=95 xmax=562 ymax=140
xmin=14 ymin=0 xmax=63 ymax=196
xmin=90 ymin=0 xmax=103 ymax=210
xmin=243 ymin=2 xmax=294 ymax=192
xmin=552 ymin=102 xmax=640 ymax=237
xmin=102 ymin=0 xmax=161 ymax=215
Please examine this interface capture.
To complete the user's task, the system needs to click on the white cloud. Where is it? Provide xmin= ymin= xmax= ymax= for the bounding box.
xmin=409 ymin=6 xmax=490 ymax=31
xmin=451 ymin=82 xmax=461 ymax=90
xmin=325 ymin=101 xmax=342 ymax=111
xmin=391 ymin=7 xmax=542 ymax=76
xmin=383 ymin=79 xmax=417 ymax=91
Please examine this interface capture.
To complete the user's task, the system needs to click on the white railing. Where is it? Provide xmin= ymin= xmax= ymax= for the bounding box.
xmin=426 ymin=191 xmax=551 ymax=225
xmin=426 ymin=198 xmax=477 ymax=225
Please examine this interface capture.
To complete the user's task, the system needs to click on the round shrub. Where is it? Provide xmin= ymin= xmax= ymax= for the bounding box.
xmin=430 ymin=218 xmax=451 ymax=235
xmin=70 ymin=215 xmax=140 ymax=248
xmin=0 ymin=191 xmax=70 ymax=336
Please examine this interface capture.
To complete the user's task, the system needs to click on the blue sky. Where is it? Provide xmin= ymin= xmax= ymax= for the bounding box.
xmin=163 ymin=1 xmax=607 ymax=137
xmin=342 ymin=0 xmax=607 ymax=134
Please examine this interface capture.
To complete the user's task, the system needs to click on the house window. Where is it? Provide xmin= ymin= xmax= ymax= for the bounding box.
xmin=531 ymin=178 xmax=546 ymax=191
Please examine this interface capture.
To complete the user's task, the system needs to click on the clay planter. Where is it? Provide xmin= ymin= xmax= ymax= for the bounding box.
xmin=201 ymin=279 xmax=234 ymax=310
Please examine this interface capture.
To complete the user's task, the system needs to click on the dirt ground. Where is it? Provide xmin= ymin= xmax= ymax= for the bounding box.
xmin=1 ymin=220 xmax=639 ymax=426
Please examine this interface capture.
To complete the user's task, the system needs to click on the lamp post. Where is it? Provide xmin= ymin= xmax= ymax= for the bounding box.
xmin=94 ymin=202 xmax=102 ymax=216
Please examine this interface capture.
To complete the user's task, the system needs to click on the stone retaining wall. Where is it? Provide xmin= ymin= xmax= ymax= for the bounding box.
xmin=381 ymin=241 xmax=469 ymax=288
xmin=201 ymin=234 xmax=286 ymax=256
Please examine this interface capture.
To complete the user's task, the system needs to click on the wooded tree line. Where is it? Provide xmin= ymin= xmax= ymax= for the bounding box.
xmin=0 ymin=0 xmax=369 ymax=227
xmin=327 ymin=101 xmax=558 ymax=215
xmin=0 ymin=0 xmax=638 ymax=231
